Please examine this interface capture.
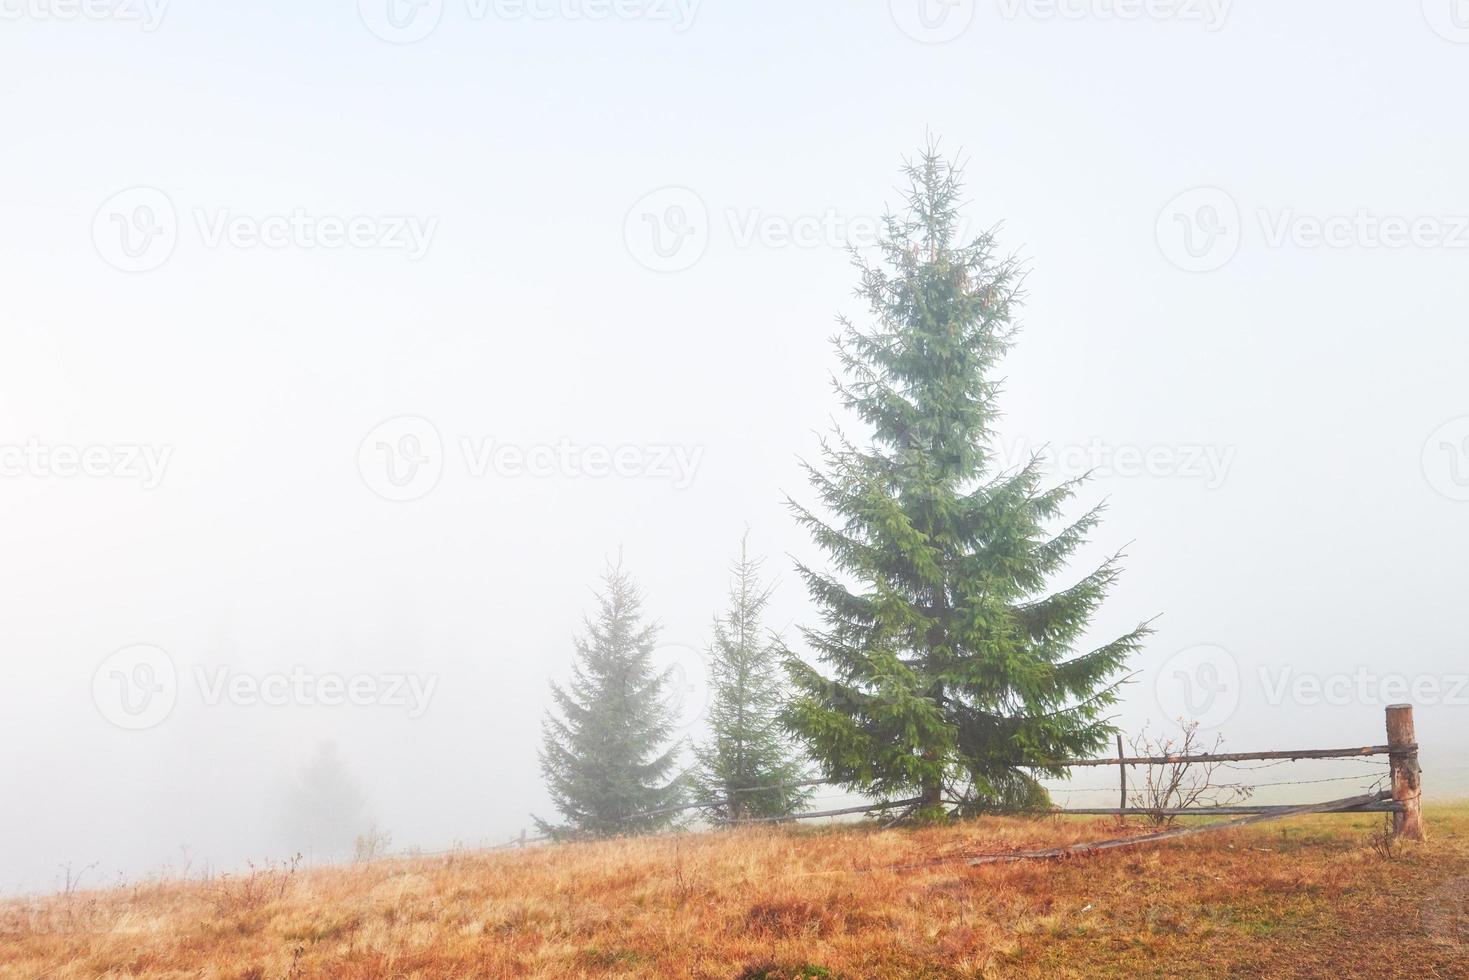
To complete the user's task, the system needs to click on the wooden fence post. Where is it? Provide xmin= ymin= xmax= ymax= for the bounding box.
xmin=1117 ymin=734 xmax=1127 ymax=815
xmin=1385 ymin=704 xmax=1425 ymax=841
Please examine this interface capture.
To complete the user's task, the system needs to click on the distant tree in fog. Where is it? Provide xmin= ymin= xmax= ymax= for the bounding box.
xmin=535 ymin=562 xmax=684 ymax=839
xmin=694 ymin=535 xmax=812 ymax=823
xmin=278 ymin=741 xmax=372 ymax=859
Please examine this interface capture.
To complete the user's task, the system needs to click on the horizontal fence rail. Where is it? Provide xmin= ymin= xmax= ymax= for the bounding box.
xmin=1041 ymin=744 xmax=1405 ymax=768
xmin=1033 ymin=801 xmax=1404 ymax=817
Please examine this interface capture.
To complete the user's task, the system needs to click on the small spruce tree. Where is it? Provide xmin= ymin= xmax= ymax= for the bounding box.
xmin=536 ymin=562 xmax=684 ymax=838
xmin=784 ymin=145 xmax=1152 ymax=818
xmin=694 ymin=535 xmax=812 ymax=823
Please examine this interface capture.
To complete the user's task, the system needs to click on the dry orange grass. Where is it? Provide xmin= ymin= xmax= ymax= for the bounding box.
xmin=3 ymin=804 xmax=1466 ymax=979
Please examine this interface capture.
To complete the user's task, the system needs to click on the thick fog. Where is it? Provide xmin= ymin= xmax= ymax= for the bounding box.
xmin=2 ymin=2 xmax=1466 ymax=895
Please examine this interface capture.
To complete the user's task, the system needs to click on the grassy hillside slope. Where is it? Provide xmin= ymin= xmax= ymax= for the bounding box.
xmin=3 ymin=804 xmax=1466 ymax=979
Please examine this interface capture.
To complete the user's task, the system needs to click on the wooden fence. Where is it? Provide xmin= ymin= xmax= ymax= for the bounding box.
xmin=486 ymin=703 xmax=1426 ymax=854
xmin=1031 ymin=703 xmax=1425 ymax=841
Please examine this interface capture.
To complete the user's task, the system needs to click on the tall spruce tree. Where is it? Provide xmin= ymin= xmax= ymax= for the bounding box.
xmin=784 ymin=146 xmax=1152 ymax=817
xmin=536 ymin=562 xmax=684 ymax=838
xmin=694 ymin=535 xmax=812 ymax=823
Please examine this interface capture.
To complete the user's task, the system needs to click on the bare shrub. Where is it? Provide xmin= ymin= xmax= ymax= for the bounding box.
xmin=1367 ymin=813 xmax=1400 ymax=861
xmin=1127 ymin=719 xmax=1253 ymax=826
xmin=210 ymin=858 xmax=300 ymax=919
xmin=353 ymin=825 xmax=393 ymax=863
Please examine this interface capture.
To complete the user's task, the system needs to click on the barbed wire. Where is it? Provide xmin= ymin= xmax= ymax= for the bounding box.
xmin=398 ymin=747 xmax=1406 ymax=861
xmin=1217 ymin=772 xmax=1392 ymax=791
xmin=1218 ymin=757 xmax=1389 ymax=773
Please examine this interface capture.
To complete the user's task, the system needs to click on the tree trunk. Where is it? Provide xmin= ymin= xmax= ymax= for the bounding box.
xmin=920 ymin=780 xmax=942 ymax=807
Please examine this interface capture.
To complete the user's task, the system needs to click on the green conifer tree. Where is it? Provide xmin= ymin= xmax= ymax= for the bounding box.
xmin=536 ymin=562 xmax=684 ymax=838
xmin=694 ymin=535 xmax=812 ymax=823
xmin=784 ymin=146 xmax=1152 ymax=817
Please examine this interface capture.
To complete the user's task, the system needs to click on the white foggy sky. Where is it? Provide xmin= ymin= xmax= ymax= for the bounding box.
xmin=1 ymin=2 xmax=1466 ymax=893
